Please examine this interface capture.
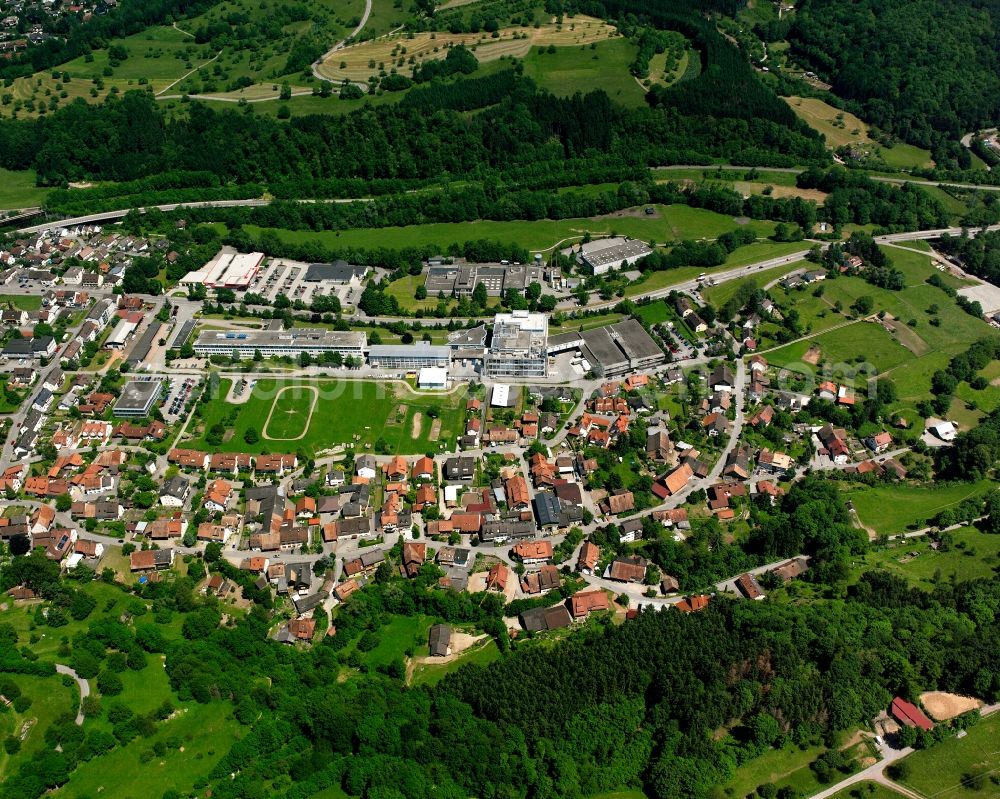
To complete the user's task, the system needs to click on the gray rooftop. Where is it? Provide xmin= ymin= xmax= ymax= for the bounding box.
xmin=113 ymin=379 xmax=162 ymax=412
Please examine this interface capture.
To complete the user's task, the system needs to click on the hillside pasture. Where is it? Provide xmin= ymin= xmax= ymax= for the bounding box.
xmin=521 ymin=39 xmax=645 ymax=107
xmin=784 ymin=96 xmax=873 ymax=149
xmin=316 ymin=15 xmax=617 ymax=82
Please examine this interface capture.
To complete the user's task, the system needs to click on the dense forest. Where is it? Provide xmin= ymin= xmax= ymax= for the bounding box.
xmin=790 ymin=0 xmax=1000 ymax=157
xmin=4 ymin=541 xmax=999 ymax=799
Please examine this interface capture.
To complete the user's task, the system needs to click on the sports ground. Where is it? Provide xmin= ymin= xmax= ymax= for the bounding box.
xmin=187 ymin=378 xmax=467 ymax=455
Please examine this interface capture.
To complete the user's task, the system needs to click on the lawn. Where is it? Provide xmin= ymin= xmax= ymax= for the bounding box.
xmin=187 ymin=378 xmax=467 ymax=455
xmin=722 ymin=741 xmax=825 ymax=798
xmin=245 ymin=204 xmax=779 ymax=256
xmin=633 ymin=301 xmax=671 ymax=325
xmin=842 ymin=480 xmax=997 ymax=536
xmin=521 ymin=38 xmax=645 ymax=108
xmin=0 ymin=168 xmax=50 ymax=210
xmin=410 ymin=639 xmax=501 ymax=686
xmin=898 ymin=711 xmax=1000 ymax=799
xmin=852 ymin=526 xmax=1000 ymax=590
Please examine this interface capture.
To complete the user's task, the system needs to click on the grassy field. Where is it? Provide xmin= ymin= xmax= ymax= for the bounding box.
xmin=0 ymin=674 xmax=77 ymax=780
xmin=246 ymin=203 xmax=779 ymax=255
xmin=410 ymin=639 xmax=500 ymax=686
xmin=898 ymin=712 xmax=1000 ymax=799
xmin=187 ymin=378 xmax=467 ymax=455
xmin=0 ymin=169 xmax=50 ymax=210
xmin=827 ymin=783 xmax=907 ymax=799
xmin=57 ymin=701 xmax=242 ymax=799
xmin=0 ymin=293 xmax=43 ymax=311
xmin=316 ymin=15 xmax=617 ymax=81
xmin=263 ymin=384 xmax=319 ymax=440
xmin=702 ymin=259 xmax=805 ymax=307
xmin=842 ymin=480 xmax=997 ymax=536
xmin=784 ymin=96 xmax=873 ymax=149
xmin=852 ymin=526 xmax=1000 ymax=589
xmin=342 ymin=614 xmax=434 ymax=669
xmin=880 ymin=142 xmax=935 ymax=170
xmin=521 ymin=38 xmax=645 ymax=107
xmin=654 ymin=166 xmax=802 ymax=188
xmin=722 ymin=741 xmax=826 ymax=798
xmin=763 ymin=247 xmax=999 ymax=405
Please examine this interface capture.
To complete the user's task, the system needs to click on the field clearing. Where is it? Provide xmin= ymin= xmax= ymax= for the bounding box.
xmin=521 ymin=38 xmax=645 ymax=107
xmin=654 ymin=167 xmax=802 ymax=188
xmin=843 ymin=482 xmax=997 ymax=536
xmin=899 ymin=711 xmax=1000 ymax=799
xmin=785 ymin=96 xmax=873 ymax=149
xmin=245 ymin=203 xmax=777 ymax=254
xmin=731 ymin=181 xmax=828 ymax=202
xmin=317 ymin=15 xmax=617 ymax=81
xmin=765 ymin=320 xmax=910 ymax=375
xmin=766 ymin=247 xmax=998 ymax=403
xmin=0 ymin=168 xmax=50 ymax=210
xmin=187 ymin=378 xmax=467 ymax=455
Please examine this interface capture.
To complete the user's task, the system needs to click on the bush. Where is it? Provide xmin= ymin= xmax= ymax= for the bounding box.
xmin=4 ymin=736 xmax=20 ymax=754
xmin=97 ymin=670 xmax=124 ymax=696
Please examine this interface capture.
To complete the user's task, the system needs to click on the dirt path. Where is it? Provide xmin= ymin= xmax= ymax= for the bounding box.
xmin=263 ymin=384 xmax=319 ymax=441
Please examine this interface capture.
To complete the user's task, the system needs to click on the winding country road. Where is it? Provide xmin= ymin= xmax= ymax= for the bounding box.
xmin=311 ymin=0 xmax=374 ymax=83
xmin=55 ymin=664 xmax=90 ymax=726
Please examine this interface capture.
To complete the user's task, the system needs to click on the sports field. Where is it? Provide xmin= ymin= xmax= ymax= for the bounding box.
xmin=188 ymin=378 xmax=467 ymax=455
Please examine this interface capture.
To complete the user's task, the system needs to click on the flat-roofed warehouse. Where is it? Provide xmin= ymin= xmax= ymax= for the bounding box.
xmin=303 ymin=261 xmax=369 ymax=284
xmin=125 ymin=323 xmax=160 ymax=369
xmin=180 ymin=249 xmax=264 ymax=290
xmin=579 ymin=237 xmax=653 ymax=276
xmin=425 ymin=263 xmax=544 ymax=298
xmin=193 ymin=329 xmax=366 ymax=359
xmin=113 ymin=379 xmax=163 ymax=417
xmin=367 ymin=343 xmax=451 ymax=369
xmin=548 ymin=319 xmax=664 ymax=377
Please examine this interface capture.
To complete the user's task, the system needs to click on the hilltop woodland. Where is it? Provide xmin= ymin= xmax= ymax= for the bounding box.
xmin=788 ymin=0 xmax=1000 ymax=166
xmin=2 ymin=508 xmax=1000 ymax=799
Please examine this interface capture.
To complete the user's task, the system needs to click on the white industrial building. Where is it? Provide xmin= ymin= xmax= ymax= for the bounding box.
xmin=484 ymin=311 xmax=548 ymax=378
xmin=367 ymin=343 xmax=451 ymax=370
xmin=417 ymin=367 xmax=448 ymax=389
xmin=193 ymin=329 xmax=366 ymax=359
xmin=180 ymin=248 xmax=265 ymax=290
xmin=578 ymin=237 xmax=653 ymax=275
xmin=105 ymin=318 xmax=138 ymax=349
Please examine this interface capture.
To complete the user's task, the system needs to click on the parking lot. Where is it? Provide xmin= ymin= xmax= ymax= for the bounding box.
xmin=238 ymin=258 xmax=363 ymax=310
xmin=162 ymin=376 xmax=200 ymax=421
